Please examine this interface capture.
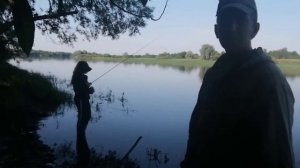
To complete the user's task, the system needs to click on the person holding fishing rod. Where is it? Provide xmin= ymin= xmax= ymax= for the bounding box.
xmin=71 ymin=61 xmax=95 ymax=167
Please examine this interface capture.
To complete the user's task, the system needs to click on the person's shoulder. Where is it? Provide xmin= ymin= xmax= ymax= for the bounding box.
xmin=73 ymin=73 xmax=87 ymax=82
xmin=255 ymin=48 xmax=281 ymax=74
xmin=207 ymin=53 xmax=227 ymax=71
xmin=245 ymin=47 xmax=273 ymax=67
xmin=250 ymin=48 xmax=287 ymax=85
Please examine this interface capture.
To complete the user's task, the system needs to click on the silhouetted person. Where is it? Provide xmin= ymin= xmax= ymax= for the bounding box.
xmin=71 ymin=61 xmax=95 ymax=167
xmin=181 ymin=0 xmax=295 ymax=168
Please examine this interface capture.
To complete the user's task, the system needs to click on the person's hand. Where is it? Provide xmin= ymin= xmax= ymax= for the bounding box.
xmin=89 ymin=87 xmax=95 ymax=94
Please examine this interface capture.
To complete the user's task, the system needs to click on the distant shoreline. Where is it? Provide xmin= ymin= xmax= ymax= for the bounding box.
xmin=22 ymin=55 xmax=300 ymax=77
xmin=76 ymin=55 xmax=300 ymax=76
xmin=25 ymin=50 xmax=300 ymax=77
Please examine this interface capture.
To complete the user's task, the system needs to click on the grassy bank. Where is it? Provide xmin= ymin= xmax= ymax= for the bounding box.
xmin=0 ymin=61 xmax=141 ymax=168
xmin=0 ymin=61 xmax=71 ymax=127
xmin=0 ymin=61 xmax=72 ymax=167
xmin=274 ymin=59 xmax=300 ymax=77
xmin=75 ymin=55 xmax=300 ymax=77
xmin=76 ymin=55 xmax=214 ymax=67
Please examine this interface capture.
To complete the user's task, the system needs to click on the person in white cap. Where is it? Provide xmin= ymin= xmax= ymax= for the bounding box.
xmin=181 ymin=0 xmax=295 ymax=167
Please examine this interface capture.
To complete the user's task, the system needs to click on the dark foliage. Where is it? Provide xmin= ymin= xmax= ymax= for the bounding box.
xmin=0 ymin=0 xmax=154 ymax=58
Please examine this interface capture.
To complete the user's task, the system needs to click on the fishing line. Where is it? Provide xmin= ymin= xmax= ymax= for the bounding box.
xmin=109 ymin=0 xmax=169 ymax=21
xmin=91 ymin=37 xmax=159 ymax=84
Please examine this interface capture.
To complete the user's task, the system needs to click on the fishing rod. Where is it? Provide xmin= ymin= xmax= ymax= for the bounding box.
xmin=91 ymin=37 xmax=159 ymax=84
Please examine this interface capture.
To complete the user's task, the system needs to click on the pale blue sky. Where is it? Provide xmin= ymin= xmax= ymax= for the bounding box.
xmin=33 ymin=0 xmax=300 ymax=55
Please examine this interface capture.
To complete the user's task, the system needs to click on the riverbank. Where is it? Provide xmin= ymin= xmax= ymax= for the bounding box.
xmin=74 ymin=55 xmax=300 ymax=77
xmin=274 ymin=59 xmax=300 ymax=77
xmin=0 ymin=61 xmax=141 ymax=168
xmin=0 ymin=61 xmax=71 ymax=167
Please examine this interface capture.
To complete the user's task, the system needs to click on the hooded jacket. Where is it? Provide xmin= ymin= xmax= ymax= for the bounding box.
xmin=182 ymin=48 xmax=295 ymax=168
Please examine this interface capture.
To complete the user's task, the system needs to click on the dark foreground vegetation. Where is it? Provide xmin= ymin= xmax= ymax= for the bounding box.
xmin=0 ymin=61 xmax=143 ymax=168
xmin=0 ymin=61 xmax=72 ymax=167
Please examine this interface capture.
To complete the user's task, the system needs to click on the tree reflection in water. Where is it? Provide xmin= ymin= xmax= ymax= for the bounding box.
xmin=147 ymin=148 xmax=170 ymax=167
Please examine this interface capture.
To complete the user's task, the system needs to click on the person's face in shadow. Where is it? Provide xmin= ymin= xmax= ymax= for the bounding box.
xmin=215 ymin=8 xmax=260 ymax=54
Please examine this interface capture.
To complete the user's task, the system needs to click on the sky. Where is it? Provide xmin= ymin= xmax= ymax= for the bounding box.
xmin=33 ymin=0 xmax=300 ymax=55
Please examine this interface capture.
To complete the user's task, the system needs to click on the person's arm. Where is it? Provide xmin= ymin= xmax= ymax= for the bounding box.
xmin=252 ymin=65 xmax=295 ymax=168
xmin=83 ymin=75 xmax=94 ymax=94
xmin=181 ymin=102 xmax=200 ymax=168
xmin=181 ymin=68 xmax=214 ymax=168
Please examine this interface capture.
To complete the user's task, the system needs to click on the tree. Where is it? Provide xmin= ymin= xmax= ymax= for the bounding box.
xmin=0 ymin=0 xmax=157 ymax=59
xmin=122 ymin=52 xmax=129 ymax=56
xmin=199 ymin=44 xmax=219 ymax=60
xmin=175 ymin=51 xmax=187 ymax=59
xmin=268 ymin=48 xmax=300 ymax=59
xmin=185 ymin=51 xmax=194 ymax=59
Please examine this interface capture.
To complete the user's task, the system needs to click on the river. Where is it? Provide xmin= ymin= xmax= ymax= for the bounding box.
xmin=10 ymin=59 xmax=300 ymax=167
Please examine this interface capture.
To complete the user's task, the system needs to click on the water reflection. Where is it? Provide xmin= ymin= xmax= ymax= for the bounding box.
xmin=10 ymin=59 xmax=300 ymax=168
xmin=76 ymin=115 xmax=90 ymax=167
xmin=75 ymin=88 xmax=134 ymax=166
xmin=198 ymin=66 xmax=210 ymax=80
xmin=90 ymin=89 xmax=135 ymax=119
xmin=146 ymin=148 xmax=170 ymax=167
xmin=155 ymin=64 xmax=198 ymax=74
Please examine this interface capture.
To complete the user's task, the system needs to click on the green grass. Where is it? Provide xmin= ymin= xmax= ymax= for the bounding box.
xmin=78 ymin=55 xmax=211 ymax=65
xmin=75 ymin=55 xmax=214 ymax=72
xmin=274 ymin=59 xmax=300 ymax=77
xmin=75 ymin=55 xmax=300 ymax=77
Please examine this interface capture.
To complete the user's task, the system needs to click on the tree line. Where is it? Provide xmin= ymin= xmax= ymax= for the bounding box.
xmin=198 ymin=44 xmax=300 ymax=60
xmin=67 ymin=44 xmax=300 ymax=60
xmin=29 ymin=50 xmax=71 ymax=60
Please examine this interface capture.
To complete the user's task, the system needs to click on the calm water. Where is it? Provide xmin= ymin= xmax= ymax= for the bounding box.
xmin=10 ymin=59 xmax=300 ymax=167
